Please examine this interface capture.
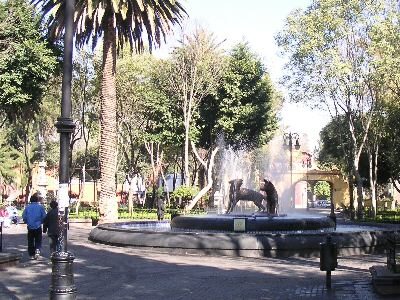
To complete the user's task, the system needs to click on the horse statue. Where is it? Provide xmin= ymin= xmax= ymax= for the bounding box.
xmin=226 ymin=179 xmax=266 ymax=214
xmin=260 ymin=178 xmax=279 ymax=214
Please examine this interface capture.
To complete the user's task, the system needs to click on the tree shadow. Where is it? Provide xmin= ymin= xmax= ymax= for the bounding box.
xmin=0 ymin=224 xmax=389 ymax=300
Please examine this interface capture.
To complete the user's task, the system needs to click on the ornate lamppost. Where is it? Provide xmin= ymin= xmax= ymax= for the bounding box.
xmin=50 ymin=0 xmax=77 ymax=298
xmin=283 ymin=132 xmax=300 ymax=209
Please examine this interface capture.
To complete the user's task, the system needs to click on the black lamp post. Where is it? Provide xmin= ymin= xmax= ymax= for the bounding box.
xmin=283 ymin=132 xmax=300 ymax=209
xmin=50 ymin=0 xmax=77 ymax=298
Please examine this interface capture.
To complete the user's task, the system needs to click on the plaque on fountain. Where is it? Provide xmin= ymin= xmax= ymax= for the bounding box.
xmin=233 ymin=218 xmax=246 ymax=232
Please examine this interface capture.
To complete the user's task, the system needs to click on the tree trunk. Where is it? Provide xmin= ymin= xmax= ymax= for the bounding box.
xmin=185 ymin=147 xmax=219 ymax=212
xmin=160 ymin=168 xmax=170 ymax=207
xmin=99 ymin=14 xmax=118 ymax=222
xmin=347 ymin=173 xmax=355 ymax=220
xmin=184 ymin=122 xmax=190 ymax=186
xmin=353 ymin=165 xmax=364 ymax=220
xmin=127 ymin=177 xmax=134 ymax=216
xmin=25 ymin=173 xmax=32 ymax=205
xmin=76 ymin=165 xmax=85 ymax=215
xmin=368 ymin=152 xmax=377 ymax=218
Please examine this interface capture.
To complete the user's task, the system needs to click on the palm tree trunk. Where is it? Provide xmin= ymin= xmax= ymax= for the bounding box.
xmin=99 ymin=14 xmax=118 ymax=222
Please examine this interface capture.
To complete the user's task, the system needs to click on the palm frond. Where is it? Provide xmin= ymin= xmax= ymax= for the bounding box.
xmin=31 ymin=0 xmax=187 ymax=52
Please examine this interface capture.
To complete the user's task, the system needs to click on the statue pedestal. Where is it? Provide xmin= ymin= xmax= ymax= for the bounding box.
xmin=37 ymin=160 xmax=48 ymax=202
xmin=370 ymin=265 xmax=400 ymax=295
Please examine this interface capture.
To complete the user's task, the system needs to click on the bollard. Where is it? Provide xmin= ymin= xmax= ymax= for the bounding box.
xmin=49 ymin=251 xmax=77 ymax=299
xmin=320 ymin=235 xmax=338 ymax=289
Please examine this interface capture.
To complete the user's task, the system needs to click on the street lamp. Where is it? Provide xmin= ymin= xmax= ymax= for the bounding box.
xmin=50 ymin=0 xmax=77 ymax=299
xmin=283 ymin=132 xmax=300 ymax=209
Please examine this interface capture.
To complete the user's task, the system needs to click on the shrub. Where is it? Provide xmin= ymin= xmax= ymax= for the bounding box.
xmin=171 ymin=186 xmax=198 ymax=200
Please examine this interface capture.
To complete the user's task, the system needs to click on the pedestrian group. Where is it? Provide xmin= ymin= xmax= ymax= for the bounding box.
xmin=22 ymin=193 xmax=59 ymax=260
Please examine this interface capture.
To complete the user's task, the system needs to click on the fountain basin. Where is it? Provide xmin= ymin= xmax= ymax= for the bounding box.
xmin=170 ymin=214 xmax=335 ymax=232
xmin=88 ymin=217 xmax=400 ymax=258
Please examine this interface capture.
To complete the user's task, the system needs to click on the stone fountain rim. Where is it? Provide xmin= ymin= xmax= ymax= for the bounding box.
xmin=88 ymin=220 xmax=400 ymax=258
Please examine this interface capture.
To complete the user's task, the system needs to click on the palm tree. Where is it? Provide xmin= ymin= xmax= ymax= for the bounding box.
xmin=32 ymin=0 xmax=187 ymax=221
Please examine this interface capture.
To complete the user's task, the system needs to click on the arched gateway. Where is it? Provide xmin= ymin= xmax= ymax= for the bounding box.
xmin=266 ymin=169 xmax=349 ymax=210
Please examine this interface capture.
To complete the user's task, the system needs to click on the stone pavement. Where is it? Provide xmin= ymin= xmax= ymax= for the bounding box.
xmin=0 ymin=222 xmax=398 ymax=300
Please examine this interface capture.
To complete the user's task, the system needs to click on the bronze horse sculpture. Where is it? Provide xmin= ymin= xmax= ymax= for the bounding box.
xmin=260 ymin=178 xmax=279 ymax=214
xmin=226 ymin=179 xmax=266 ymax=214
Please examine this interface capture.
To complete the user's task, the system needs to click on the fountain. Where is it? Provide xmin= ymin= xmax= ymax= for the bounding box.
xmin=89 ymin=139 xmax=400 ymax=257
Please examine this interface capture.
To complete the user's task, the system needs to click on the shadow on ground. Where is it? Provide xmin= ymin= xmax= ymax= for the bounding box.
xmin=0 ymin=223 xmax=396 ymax=300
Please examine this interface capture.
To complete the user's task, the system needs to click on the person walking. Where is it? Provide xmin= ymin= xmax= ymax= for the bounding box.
xmin=0 ymin=205 xmax=10 ymax=228
xmin=43 ymin=200 xmax=59 ymax=254
xmin=22 ymin=193 xmax=46 ymax=260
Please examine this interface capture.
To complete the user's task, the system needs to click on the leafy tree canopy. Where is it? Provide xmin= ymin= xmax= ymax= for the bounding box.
xmin=198 ymin=42 xmax=279 ymax=150
xmin=0 ymin=0 xmax=58 ymax=121
xmin=318 ymin=114 xmax=391 ymax=186
xmin=0 ymin=131 xmax=19 ymax=184
xmin=314 ymin=181 xmax=331 ymax=200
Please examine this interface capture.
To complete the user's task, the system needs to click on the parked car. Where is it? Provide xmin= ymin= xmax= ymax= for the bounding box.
xmin=316 ymin=200 xmax=331 ymax=208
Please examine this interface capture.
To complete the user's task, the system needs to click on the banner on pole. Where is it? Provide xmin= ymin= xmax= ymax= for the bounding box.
xmin=58 ymin=183 xmax=70 ymax=210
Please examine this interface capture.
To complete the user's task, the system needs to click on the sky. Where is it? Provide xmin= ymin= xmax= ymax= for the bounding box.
xmin=155 ymin=0 xmax=331 ymax=150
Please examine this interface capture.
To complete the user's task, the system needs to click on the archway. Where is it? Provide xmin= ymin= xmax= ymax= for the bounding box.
xmin=293 ymin=170 xmax=349 ymax=209
xmin=266 ymin=169 xmax=349 ymax=211
xmin=293 ymin=179 xmax=334 ymax=209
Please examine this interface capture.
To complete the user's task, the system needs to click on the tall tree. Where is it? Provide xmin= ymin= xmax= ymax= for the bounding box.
xmin=193 ymin=43 xmax=279 ymax=210
xmin=0 ymin=0 xmax=58 ymax=121
xmin=379 ymin=104 xmax=400 ymax=192
xmin=0 ymin=131 xmax=19 ymax=186
xmin=116 ymin=52 xmax=179 ymax=210
xmin=70 ymin=49 xmax=99 ymax=213
xmin=319 ymin=114 xmax=395 ymax=214
xmin=161 ymin=28 xmax=225 ymax=186
xmin=32 ymin=0 xmax=187 ymax=222
xmin=0 ymin=0 xmax=59 ymax=203
xmin=198 ymin=42 xmax=279 ymax=150
xmin=276 ymin=0 xmax=389 ymax=219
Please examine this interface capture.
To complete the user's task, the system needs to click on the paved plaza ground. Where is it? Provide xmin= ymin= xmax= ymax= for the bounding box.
xmin=0 ymin=221 xmax=399 ymax=300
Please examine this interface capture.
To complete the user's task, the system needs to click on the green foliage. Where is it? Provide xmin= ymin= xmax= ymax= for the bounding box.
xmin=0 ymin=132 xmax=19 ymax=183
xmin=4 ymin=120 xmax=39 ymax=188
xmin=379 ymin=104 xmax=400 ymax=184
xmin=73 ymin=146 xmax=100 ymax=180
xmin=116 ymin=52 xmax=180 ymax=177
xmin=0 ymin=0 xmax=58 ymax=121
xmin=198 ymin=42 xmax=279 ymax=150
xmin=313 ymin=181 xmax=331 ymax=200
xmin=319 ymin=113 xmax=392 ymax=185
xmin=276 ymin=0 xmax=387 ymax=106
xmin=117 ymin=52 xmax=180 ymax=144
xmin=171 ymin=185 xmax=199 ymax=200
xmin=69 ymin=207 xmax=206 ymax=220
xmin=318 ymin=115 xmax=351 ymax=173
xmin=277 ymin=0 xmax=400 ymax=214
xmin=32 ymin=0 xmax=187 ymax=221
xmin=70 ymin=49 xmax=100 ymax=176
xmin=36 ymin=75 xmax=63 ymax=168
